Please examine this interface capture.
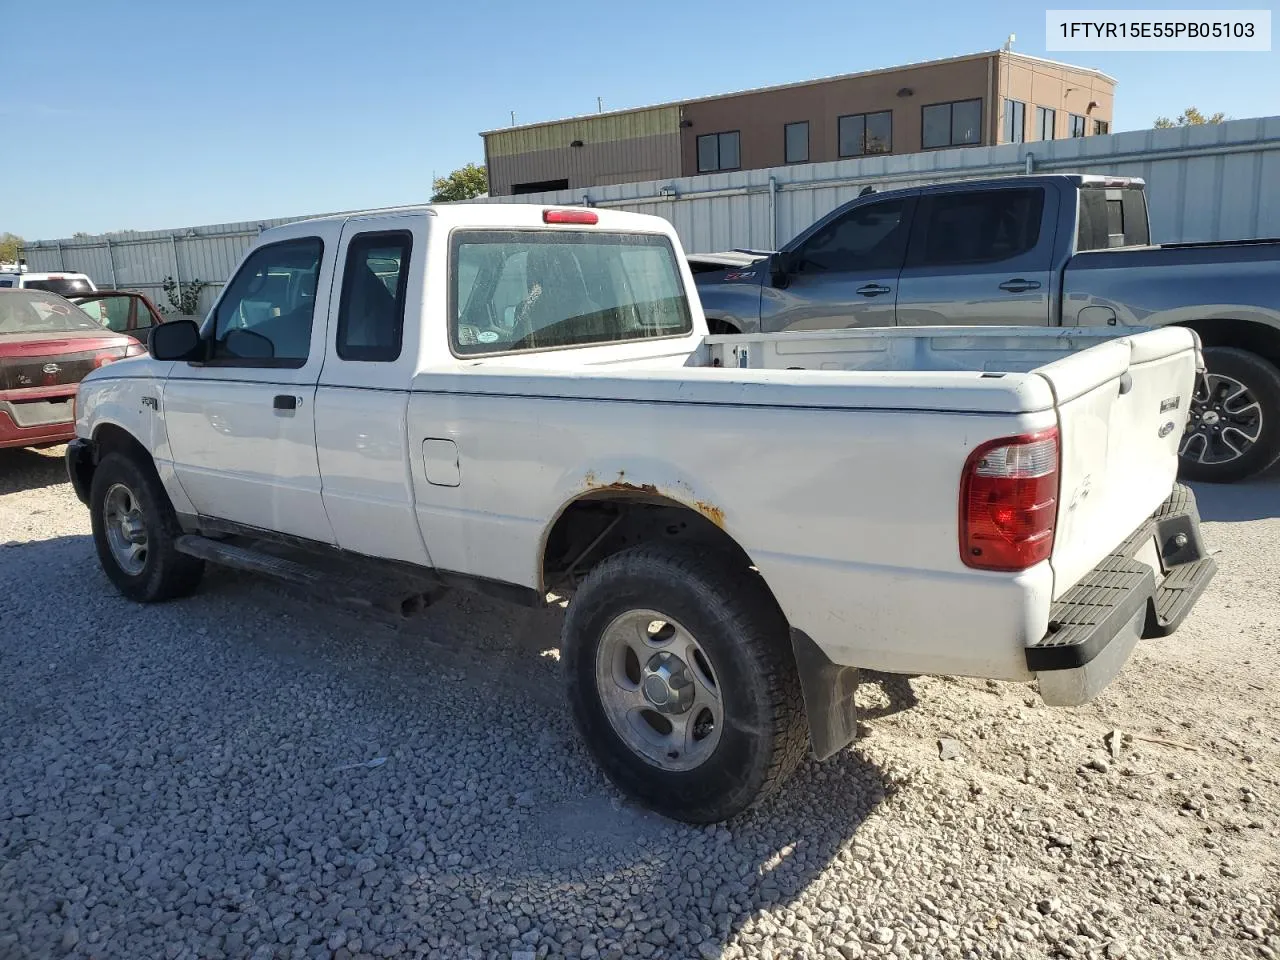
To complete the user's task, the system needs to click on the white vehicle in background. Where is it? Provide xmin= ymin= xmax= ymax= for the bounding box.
xmin=0 ymin=266 xmax=98 ymax=296
xmin=66 ymin=203 xmax=1216 ymax=823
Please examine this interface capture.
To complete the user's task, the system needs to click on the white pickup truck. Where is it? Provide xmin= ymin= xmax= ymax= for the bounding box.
xmin=67 ymin=203 xmax=1216 ymax=822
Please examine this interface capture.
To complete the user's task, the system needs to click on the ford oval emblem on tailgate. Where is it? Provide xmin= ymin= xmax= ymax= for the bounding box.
xmin=43 ymin=363 xmax=60 ymax=374
xmin=1158 ymin=421 xmax=1176 ymax=438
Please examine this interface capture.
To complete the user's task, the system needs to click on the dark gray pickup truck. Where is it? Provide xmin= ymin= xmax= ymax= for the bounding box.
xmin=690 ymin=174 xmax=1280 ymax=483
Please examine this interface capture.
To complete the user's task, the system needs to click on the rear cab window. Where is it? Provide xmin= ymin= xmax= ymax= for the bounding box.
xmin=1076 ymin=186 xmax=1151 ymax=250
xmin=23 ymin=277 xmax=94 ymax=296
xmin=450 ymin=230 xmax=692 ymax=356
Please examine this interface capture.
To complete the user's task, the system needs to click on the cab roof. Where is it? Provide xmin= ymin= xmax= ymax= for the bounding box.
xmin=276 ymin=202 xmax=670 ymax=233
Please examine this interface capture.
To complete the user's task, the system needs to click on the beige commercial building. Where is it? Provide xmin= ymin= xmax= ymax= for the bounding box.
xmin=482 ymin=51 xmax=1116 ymax=196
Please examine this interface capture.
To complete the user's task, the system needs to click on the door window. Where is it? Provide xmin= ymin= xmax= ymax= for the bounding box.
xmin=794 ymin=198 xmax=911 ymax=272
xmin=210 ymin=237 xmax=323 ymax=365
xmin=133 ymin=296 xmax=161 ymax=331
xmin=76 ymin=294 xmax=134 ymax=332
xmin=336 ymin=231 xmax=412 ymax=362
xmin=913 ymin=189 xmax=1045 ymax=266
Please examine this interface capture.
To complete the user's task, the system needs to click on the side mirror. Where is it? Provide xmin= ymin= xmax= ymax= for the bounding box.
xmin=771 ymin=251 xmax=795 ymax=288
xmin=149 ymin=319 xmax=201 ymax=361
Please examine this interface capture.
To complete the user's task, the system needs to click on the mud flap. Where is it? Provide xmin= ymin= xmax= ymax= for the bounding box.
xmin=790 ymin=629 xmax=860 ymax=761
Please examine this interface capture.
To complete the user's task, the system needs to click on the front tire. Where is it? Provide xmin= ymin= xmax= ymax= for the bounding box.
xmin=563 ymin=543 xmax=808 ymax=823
xmin=1179 ymin=347 xmax=1280 ymax=484
xmin=89 ymin=452 xmax=204 ymax=602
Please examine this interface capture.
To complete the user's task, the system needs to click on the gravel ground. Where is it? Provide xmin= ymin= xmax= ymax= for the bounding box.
xmin=1 ymin=445 xmax=1277 ymax=960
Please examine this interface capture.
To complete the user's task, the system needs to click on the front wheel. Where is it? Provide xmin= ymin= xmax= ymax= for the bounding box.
xmin=563 ymin=543 xmax=808 ymax=823
xmin=89 ymin=452 xmax=204 ymax=602
xmin=1179 ymin=347 xmax=1280 ymax=484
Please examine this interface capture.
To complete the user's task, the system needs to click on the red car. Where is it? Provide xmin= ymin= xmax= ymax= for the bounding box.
xmin=0 ymin=289 xmax=145 ymax=449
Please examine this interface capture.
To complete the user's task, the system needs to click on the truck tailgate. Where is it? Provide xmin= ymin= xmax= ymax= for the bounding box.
xmin=1039 ymin=327 xmax=1200 ymax=600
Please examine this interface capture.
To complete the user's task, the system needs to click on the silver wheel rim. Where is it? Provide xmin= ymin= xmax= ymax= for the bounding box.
xmin=1181 ymin=371 xmax=1263 ymax=466
xmin=594 ymin=609 xmax=724 ymax=772
xmin=103 ymin=482 xmax=148 ymax=576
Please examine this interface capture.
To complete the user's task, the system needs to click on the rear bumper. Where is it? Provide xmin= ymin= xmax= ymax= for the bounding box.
xmin=1031 ymin=483 xmax=1216 ymax=706
xmin=0 ymin=408 xmax=77 ymax=449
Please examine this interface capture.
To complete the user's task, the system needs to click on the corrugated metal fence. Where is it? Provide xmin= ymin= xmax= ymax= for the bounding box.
xmin=19 ymin=215 xmax=335 ymax=315
xmin=23 ymin=116 xmax=1280 ymax=312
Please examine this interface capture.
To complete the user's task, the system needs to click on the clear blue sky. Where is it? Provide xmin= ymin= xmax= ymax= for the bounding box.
xmin=4 ymin=0 xmax=1276 ymax=239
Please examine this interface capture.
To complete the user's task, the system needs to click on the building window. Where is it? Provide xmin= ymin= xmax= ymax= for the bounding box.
xmin=784 ymin=122 xmax=809 ymax=163
xmin=838 ymin=111 xmax=892 ymax=157
xmin=1035 ymin=106 xmax=1056 ymax=141
xmin=1094 ymin=119 xmax=1110 ymax=135
xmin=1069 ymin=114 xmax=1087 ymax=138
xmin=697 ymin=131 xmax=741 ymax=172
xmin=921 ymin=99 xmax=982 ymax=149
xmin=1002 ymin=99 xmax=1026 ymax=144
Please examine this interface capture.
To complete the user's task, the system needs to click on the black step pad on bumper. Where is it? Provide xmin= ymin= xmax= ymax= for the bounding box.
xmin=1027 ymin=483 xmax=1216 ymax=672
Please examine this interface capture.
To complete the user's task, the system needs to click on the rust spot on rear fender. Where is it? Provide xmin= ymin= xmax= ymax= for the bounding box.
xmin=596 ymin=479 xmax=660 ymax=496
xmin=695 ymin=500 xmax=725 ymax=528
xmin=580 ymin=472 xmax=725 ymax=529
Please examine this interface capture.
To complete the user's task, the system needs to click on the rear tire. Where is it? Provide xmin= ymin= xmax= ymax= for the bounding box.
xmin=90 ymin=452 xmax=204 ymax=602
xmin=1178 ymin=347 xmax=1280 ymax=484
xmin=563 ymin=543 xmax=808 ymax=823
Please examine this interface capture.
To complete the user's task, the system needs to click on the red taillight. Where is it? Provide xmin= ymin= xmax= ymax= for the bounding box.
xmin=94 ymin=353 xmax=116 ymax=368
xmin=543 ymin=208 xmax=598 ymax=225
xmin=960 ymin=428 xmax=1060 ymax=572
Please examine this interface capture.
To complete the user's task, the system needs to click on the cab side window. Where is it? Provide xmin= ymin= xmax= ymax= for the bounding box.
xmin=335 ymin=231 xmax=411 ymax=362
xmin=210 ymin=237 xmax=323 ymax=366
xmin=914 ymin=189 xmax=1045 ymax=266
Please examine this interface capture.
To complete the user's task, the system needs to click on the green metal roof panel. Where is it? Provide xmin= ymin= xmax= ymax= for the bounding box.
xmin=485 ymin=106 xmax=681 ymax=157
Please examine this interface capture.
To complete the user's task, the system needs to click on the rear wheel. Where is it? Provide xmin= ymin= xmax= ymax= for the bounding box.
xmin=563 ymin=543 xmax=808 ymax=823
xmin=90 ymin=452 xmax=204 ymax=602
xmin=1179 ymin=347 xmax=1280 ymax=484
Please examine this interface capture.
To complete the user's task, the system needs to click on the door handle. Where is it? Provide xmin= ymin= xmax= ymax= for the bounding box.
xmin=856 ymin=283 xmax=892 ymax=297
xmin=999 ymin=278 xmax=1042 ymax=293
xmin=273 ymin=394 xmax=299 ymax=410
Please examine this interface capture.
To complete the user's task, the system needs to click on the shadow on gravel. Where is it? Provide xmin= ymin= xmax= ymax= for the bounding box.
xmin=386 ymin=741 xmax=890 ymax=959
xmin=857 ymin=670 xmax=920 ymax=721
xmin=181 ymin=569 xmax=896 ymax=956
xmin=1191 ymin=476 xmax=1280 ymax=522
xmin=0 ymin=446 xmax=68 ymax=496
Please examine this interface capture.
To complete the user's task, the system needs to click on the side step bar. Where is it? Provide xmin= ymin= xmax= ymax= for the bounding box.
xmin=175 ymin=535 xmax=325 ymax=585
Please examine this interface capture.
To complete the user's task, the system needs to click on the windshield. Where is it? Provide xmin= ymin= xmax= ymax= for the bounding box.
xmin=451 ymin=230 xmax=692 ymax=356
xmin=0 ymin=290 xmax=104 ymax=334
xmin=24 ymin=277 xmax=95 ymax=296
